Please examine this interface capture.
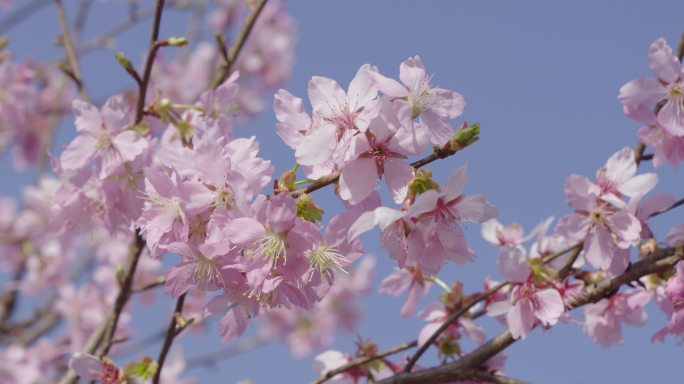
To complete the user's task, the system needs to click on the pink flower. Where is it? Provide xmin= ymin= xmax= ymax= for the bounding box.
xmin=379 ymin=266 xmax=432 ymax=317
xmin=338 ymin=98 xmax=416 ymax=204
xmin=595 ymin=147 xmax=658 ymax=206
xmin=626 ymin=105 xmax=684 ymax=168
xmin=487 ymin=283 xmax=564 ymax=339
xmin=667 ymin=224 xmax=684 ymax=247
xmin=60 ymin=95 xmax=148 ymax=178
xmin=407 ymin=165 xmax=498 ymax=273
xmin=556 ymin=174 xmax=641 ymax=274
xmin=373 ymin=55 xmax=465 ymax=145
xmin=619 ymin=38 xmax=684 ymax=136
xmin=295 ymin=64 xmax=379 ymax=166
xmin=69 ymin=353 xmax=122 ymax=384
xmin=583 ymin=288 xmax=650 ymax=348
xmin=418 ymin=303 xmax=486 ymax=346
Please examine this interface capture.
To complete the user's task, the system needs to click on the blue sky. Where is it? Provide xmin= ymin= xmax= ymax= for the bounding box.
xmin=2 ymin=1 xmax=684 ymax=383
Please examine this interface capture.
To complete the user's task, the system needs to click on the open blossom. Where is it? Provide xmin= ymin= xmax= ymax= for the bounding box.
xmin=418 ymin=303 xmax=486 ymax=347
xmin=653 ymin=261 xmax=684 ymax=342
xmin=625 ymin=105 xmax=684 ymax=168
xmin=556 ymin=174 xmax=641 ymax=274
xmin=294 ymin=64 xmax=379 ymax=166
xmin=487 ymin=282 xmax=564 ymax=340
xmin=583 ymin=288 xmax=651 ymax=348
xmin=619 ymin=38 xmax=684 ymax=136
xmin=60 ymin=95 xmax=148 ymax=178
xmin=349 ymin=166 xmax=497 ymax=275
xmin=407 ymin=165 xmax=498 ymax=273
xmin=595 ymin=147 xmax=658 ymax=207
xmin=69 ymin=354 xmax=122 ymax=384
xmin=379 ymin=266 xmax=432 ymax=317
xmin=338 ymin=98 xmax=416 ymax=204
xmin=373 ymin=55 xmax=465 ymax=145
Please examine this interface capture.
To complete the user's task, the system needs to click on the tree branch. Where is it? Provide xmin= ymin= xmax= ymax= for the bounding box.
xmin=54 ymin=0 xmax=89 ymax=101
xmin=376 ymin=246 xmax=683 ymax=384
xmin=211 ymin=0 xmax=268 ymax=88
xmin=313 ymin=341 xmax=418 ymax=384
xmin=152 ymin=293 xmax=187 ymax=384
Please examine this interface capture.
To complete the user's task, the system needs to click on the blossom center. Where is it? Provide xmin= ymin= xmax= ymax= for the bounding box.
xmin=305 ymin=242 xmax=348 ymax=278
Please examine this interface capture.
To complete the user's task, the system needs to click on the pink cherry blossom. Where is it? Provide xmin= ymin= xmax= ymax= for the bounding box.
xmin=487 ymin=283 xmax=564 ymax=339
xmin=338 ymin=98 xmax=416 ymax=204
xmin=295 ymin=64 xmax=379 ymax=166
xmin=619 ymin=38 xmax=684 ymax=136
xmin=556 ymin=174 xmax=641 ymax=274
xmin=379 ymin=266 xmax=432 ymax=317
xmin=60 ymin=95 xmax=148 ymax=178
xmin=373 ymin=55 xmax=466 ymax=145
xmin=583 ymin=288 xmax=651 ymax=348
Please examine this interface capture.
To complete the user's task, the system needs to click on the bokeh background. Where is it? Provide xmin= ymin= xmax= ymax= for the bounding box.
xmin=1 ymin=1 xmax=683 ymax=382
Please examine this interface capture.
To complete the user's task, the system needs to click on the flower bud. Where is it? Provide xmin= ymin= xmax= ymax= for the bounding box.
xmin=296 ymin=194 xmax=324 ymax=223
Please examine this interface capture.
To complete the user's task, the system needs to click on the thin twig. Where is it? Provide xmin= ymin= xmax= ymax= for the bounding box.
xmin=152 ymin=293 xmax=187 ymax=384
xmin=134 ymin=0 xmax=166 ymax=123
xmin=292 ymin=137 xmax=478 ymax=198
xmin=211 ymin=0 xmax=268 ymax=88
xmin=649 ymin=196 xmax=684 ymax=219
xmin=53 ymin=0 xmax=89 ymax=101
xmin=313 ymin=341 xmax=418 ymax=384
xmin=376 ymin=246 xmax=683 ymax=384
xmin=403 ymin=282 xmax=507 ymax=373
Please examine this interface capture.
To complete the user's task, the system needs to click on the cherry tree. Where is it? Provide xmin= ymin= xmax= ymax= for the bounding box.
xmin=0 ymin=1 xmax=682 ymax=384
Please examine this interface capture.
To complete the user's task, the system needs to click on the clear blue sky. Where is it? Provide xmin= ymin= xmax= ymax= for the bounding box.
xmin=1 ymin=1 xmax=683 ymax=383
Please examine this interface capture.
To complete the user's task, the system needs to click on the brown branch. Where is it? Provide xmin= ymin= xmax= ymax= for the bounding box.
xmin=403 ymin=282 xmax=507 ymax=373
xmin=152 ymin=293 xmax=187 ymax=384
xmin=132 ymin=277 xmax=165 ymax=293
xmin=376 ymin=246 xmax=683 ymax=384
xmin=649 ymin=196 xmax=684 ymax=219
xmin=53 ymin=0 xmax=89 ymax=101
xmin=57 ymin=235 xmax=146 ymax=384
xmin=292 ymin=136 xmax=478 ymax=198
xmin=211 ymin=0 xmax=268 ymax=88
xmin=313 ymin=341 xmax=418 ymax=384
xmin=403 ymin=241 xmax=583 ymax=373
xmin=134 ymin=0 xmax=166 ymax=124
xmin=0 ymin=252 xmax=27 ymax=326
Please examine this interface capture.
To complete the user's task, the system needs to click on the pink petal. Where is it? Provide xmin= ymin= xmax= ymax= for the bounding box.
xmin=507 ymin=299 xmax=536 ymax=339
xmin=648 ymin=38 xmax=681 ymax=83
xmin=224 ymin=218 xmax=266 ymax=246
xmin=60 ymin=135 xmax=97 ymax=170
xmin=295 ymin=125 xmax=337 ymax=166
xmin=219 ymin=306 xmax=249 ymax=343
xmin=420 ymin=110 xmax=454 ymax=145
xmin=308 ymin=76 xmax=346 ymax=116
xmin=338 ymin=157 xmax=378 ymax=204
xmin=454 ymin=195 xmax=499 ymax=223
xmin=618 ymin=77 xmax=666 ymax=107
xmin=442 ymin=165 xmax=467 ymax=202
xmin=618 ymin=173 xmax=658 ymax=198
xmin=399 ymin=56 xmax=427 ymax=90
xmin=533 ymin=288 xmax=564 ymax=325
xmin=347 ymin=64 xmax=378 ymax=110
xmin=72 ymin=100 xmax=102 ymax=135
xmin=431 ymin=88 xmax=465 ymax=119
xmin=497 ymin=245 xmax=529 ymax=282
xmin=657 ymin=98 xmax=684 ymax=136
xmin=584 ymin=225 xmax=613 ymax=271
xmin=383 ymin=158 xmax=413 ymax=204
xmin=112 ymin=130 xmax=147 ymax=162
